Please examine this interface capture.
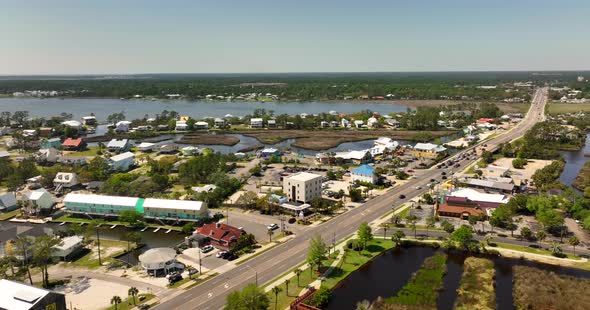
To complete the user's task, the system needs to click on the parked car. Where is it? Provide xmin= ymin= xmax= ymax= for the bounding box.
xmin=216 ymin=251 xmax=228 ymax=258
xmin=200 ymin=245 xmax=214 ymax=253
xmin=168 ymin=273 xmax=183 ymax=284
xmin=267 ymin=223 xmax=279 ymax=230
xmin=225 ymin=253 xmax=238 ymax=261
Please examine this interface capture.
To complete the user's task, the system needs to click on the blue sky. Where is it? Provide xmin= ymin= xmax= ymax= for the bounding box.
xmin=1 ymin=0 xmax=589 ymax=74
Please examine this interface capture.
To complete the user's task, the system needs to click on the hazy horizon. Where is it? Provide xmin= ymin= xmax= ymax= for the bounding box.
xmin=2 ymin=0 xmax=590 ymax=75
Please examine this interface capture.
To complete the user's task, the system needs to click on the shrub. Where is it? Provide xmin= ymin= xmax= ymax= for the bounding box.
xmin=288 ymin=217 xmax=296 ymax=224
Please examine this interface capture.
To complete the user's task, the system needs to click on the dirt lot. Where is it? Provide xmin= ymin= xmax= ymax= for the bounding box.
xmin=491 ymin=158 xmax=552 ymax=182
xmin=234 ymin=129 xmax=458 ymax=150
xmin=56 ymin=277 xmax=133 ymax=310
xmin=547 ymin=102 xmax=590 ymax=114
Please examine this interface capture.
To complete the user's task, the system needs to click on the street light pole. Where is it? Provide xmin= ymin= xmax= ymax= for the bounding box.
xmin=245 ymin=265 xmax=258 ymax=286
xmin=198 ymin=248 xmax=202 ymax=274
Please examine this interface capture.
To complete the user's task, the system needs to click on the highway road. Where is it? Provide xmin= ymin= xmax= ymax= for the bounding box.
xmin=156 ymin=88 xmax=548 ymax=310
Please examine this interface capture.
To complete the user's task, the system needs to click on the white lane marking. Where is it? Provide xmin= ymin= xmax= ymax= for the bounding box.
xmin=208 ymin=292 xmax=212 ymax=298
xmin=224 ymin=283 xmax=229 ymax=289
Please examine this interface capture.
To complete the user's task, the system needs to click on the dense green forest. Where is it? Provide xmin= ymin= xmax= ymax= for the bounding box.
xmin=2 ymin=71 xmax=581 ymax=101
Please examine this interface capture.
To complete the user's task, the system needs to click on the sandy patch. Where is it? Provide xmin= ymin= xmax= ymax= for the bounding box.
xmin=56 ymin=277 xmax=134 ymax=310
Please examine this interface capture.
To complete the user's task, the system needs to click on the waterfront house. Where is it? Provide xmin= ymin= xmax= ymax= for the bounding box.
xmin=35 ymin=148 xmax=59 ymax=163
xmin=0 ymin=192 xmax=17 ymax=212
xmin=41 ymin=138 xmax=61 ymax=149
xmin=0 ymin=279 xmax=67 ymax=310
xmin=175 ymin=120 xmax=188 ymax=131
xmin=250 ymin=118 xmax=263 ymax=128
xmin=52 ymin=235 xmax=84 ymax=261
xmin=354 ymin=120 xmax=364 ymax=128
xmin=0 ymin=150 xmax=10 ymax=159
xmin=214 ymin=118 xmax=225 ymax=128
xmin=159 ymin=144 xmax=178 ymax=154
xmin=61 ymin=138 xmax=85 ymax=151
xmin=53 ymin=172 xmax=79 ymax=189
xmin=109 ymin=151 xmax=135 ymax=171
xmin=411 ymin=143 xmax=447 ymax=159
xmin=330 ymin=121 xmax=340 ymax=128
xmin=181 ymin=146 xmax=199 ymax=156
xmin=61 ymin=120 xmax=82 ymax=129
xmin=107 ymin=139 xmax=131 ymax=153
xmin=367 ymin=117 xmax=379 ymax=128
xmin=81 ymin=116 xmax=97 ymax=126
xmin=320 ymin=121 xmax=329 ymax=128
xmin=351 ymin=164 xmax=377 ymax=184
xmin=114 ymin=121 xmax=130 ymax=132
xmin=24 ymin=188 xmax=56 ymax=213
xmin=267 ymin=119 xmax=277 ymax=128
xmin=137 ymin=142 xmax=156 ymax=152
xmin=194 ymin=222 xmax=247 ymax=250
xmin=38 ymin=127 xmax=53 ymax=137
xmin=259 ymin=148 xmax=280 ymax=158
xmin=195 ymin=121 xmax=209 ymax=129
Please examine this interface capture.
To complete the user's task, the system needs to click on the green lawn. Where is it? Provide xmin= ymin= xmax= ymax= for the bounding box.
xmin=69 ymin=239 xmax=134 ymax=269
xmin=0 ymin=208 xmax=21 ymax=220
xmin=67 ymin=146 xmax=100 ymax=156
xmin=265 ymin=252 xmax=340 ymax=310
xmin=547 ymin=102 xmax=590 ymax=114
xmin=184 ymin=272 xmax=219 ymax=289
xmin=105 ymin=293 xmax=155 ymax=310
xmin=493 ymin=242 xmax=581 ymax=260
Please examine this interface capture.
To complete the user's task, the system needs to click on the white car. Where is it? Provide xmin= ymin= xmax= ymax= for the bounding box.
xmin=200 ymin=245 xmax=214 ymax=253
xmin=267 ymin=223 xmax=279 ymax=230
xmin=415 ymin=186 xmax=422 ymax=190
xmin=216 ymin=251 xmax=228 ymax=258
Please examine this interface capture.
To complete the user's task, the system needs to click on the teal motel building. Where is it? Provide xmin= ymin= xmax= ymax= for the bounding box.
xmin=63 ymin=193 xmax=208 ymax=222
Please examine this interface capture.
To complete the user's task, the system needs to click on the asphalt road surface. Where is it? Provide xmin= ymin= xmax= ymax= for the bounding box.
xmin=155 ymin=88 xmax=548 ymax=310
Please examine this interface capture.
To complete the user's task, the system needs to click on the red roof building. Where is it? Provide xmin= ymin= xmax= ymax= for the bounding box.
xmin=62 ymin=138 xmax=85 ymax=151
xmin=435 ymin=197 xmax=488 ymax=219
xmin=477 ymin=118 xmax=495 ymax=124
xmin=195 ymin=223 xmax=247 ymax=250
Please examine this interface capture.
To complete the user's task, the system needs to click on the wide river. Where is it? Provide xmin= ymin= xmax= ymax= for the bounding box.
xmin=0 ymin=98 xmax=409 ymax=121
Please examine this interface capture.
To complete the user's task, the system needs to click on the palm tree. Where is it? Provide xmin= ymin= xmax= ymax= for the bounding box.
xmin=110 ymin=295 xmax=122 ymax=310
xmin=379 ymin=222 xmax=390 ymax=239
xmin=550 ymin=242 xmax=563 ymax=256
xmin=405 ymin=215 xmax=419 ymax=238
xmin=391 ymin=230 xmax=405 ymax=246
xmin=569 ymin=236 xmax=580 ymax=255
xmin=284 ymin=279 xmax=290 ymax=296
xmin=389 ymin=214 xmax=400 ymax=226
xmin=128 ymin=287 xmax=139 ymax=305
xmin=536 ymin=231 xmax=547 ymax=242
xmin=267 ymin=229 xmax=274 ymax=243
xmin=271 ymin=286 xmax=282 ymax=310
xmin=294 ymin=268 xmax=302 ymax=287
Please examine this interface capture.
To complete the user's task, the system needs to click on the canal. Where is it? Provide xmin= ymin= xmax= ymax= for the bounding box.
xmin=327 ymin=246 xmax=590 ymax=310
xmin=559 ymin=132 xmax=590 ymax=193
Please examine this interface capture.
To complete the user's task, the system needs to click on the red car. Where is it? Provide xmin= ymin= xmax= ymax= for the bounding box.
xmin=406 ymin=169 xmax=414 ymax=173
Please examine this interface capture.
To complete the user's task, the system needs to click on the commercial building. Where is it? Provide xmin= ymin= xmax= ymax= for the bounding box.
xmin=435 ymin=197 xmax=487 ymax=220
xmin=351 ymin=164 xmax=377 ymax=184
xmin=283 ymin=172 xmax=323 ymax=203
xmin=411 ymin=143 xmax=447 ymax=159
xmin=63 ymin=193 xmax=208 ymax=222
xmin=142 ymin=198 xmax=208 ymax=221
xmin=464 ymin=178 xmax=515 ymax=194
xmin=194 ymin=223 xmax=247 ymax=250
xmin=0 ymin=279 xmax=66 ymax=310
xmin=139 ymin=247 xmax=184 ymax=277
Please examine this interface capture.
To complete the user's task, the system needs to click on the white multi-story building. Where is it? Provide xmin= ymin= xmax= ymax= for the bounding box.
xmin=283 ymin=172 xmax=323 ymax=203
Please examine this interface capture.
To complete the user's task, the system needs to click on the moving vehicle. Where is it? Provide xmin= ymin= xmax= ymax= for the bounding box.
xmin=267 ymin=223 xmax=279 ymax=230
xmin=399 ymin=194 xmax=406 ymax=199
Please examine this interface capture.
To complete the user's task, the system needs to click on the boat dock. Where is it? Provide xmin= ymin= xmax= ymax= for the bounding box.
xmin=153 ymin=227 xmax=161 ymax=233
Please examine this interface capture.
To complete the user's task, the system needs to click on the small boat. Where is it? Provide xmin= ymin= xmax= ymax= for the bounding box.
xmin=59 ymin=222 xmax=66 ymax=226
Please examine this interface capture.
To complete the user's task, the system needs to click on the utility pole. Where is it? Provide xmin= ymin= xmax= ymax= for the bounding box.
xmin=198 ymin=249 xmax=202 ymax=274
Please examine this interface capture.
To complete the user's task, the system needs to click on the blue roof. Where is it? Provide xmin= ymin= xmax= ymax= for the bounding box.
xmin=351 ymin=164 xmax=375 ymax=176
